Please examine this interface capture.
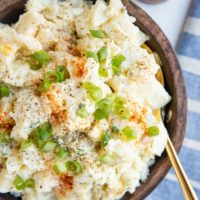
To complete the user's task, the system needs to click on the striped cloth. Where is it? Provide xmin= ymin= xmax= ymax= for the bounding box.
xmin=146 ymin=0 xmax=200 ymax=199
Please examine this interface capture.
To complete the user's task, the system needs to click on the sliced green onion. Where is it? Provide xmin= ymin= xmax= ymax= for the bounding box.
xmin=97 ymin=46 xmax=108 ymax=62
xmin=40 ymin=141 xmax=56 ymax=153
xmin=25 ymin=178 xmax=35 ymax=188
xmin=148 ymin=126 xmax=159 ymax=137
xmin=122 ymin=126 xmax=137 ymax=140
xmin=114 ymin=96 xmax=126 ymax=106
xmin=38 ymin=80 xmax=52 ymax=93
xmin=99 ymin=154 xmax=113 ymax=164
xmin=21 ymin=140 xmax=33 ymax=150
xmin=29 ymin=63 xmax=42 ymax=71
xmin=32 ymin=50 xmax=51 ymax=65
xmin=112 ymin=65 xmax=121 ymax=76
xmin=94 ymin=94 xmax=115 ymax=120
xmin=53 ymin=162 xmax=66 ymax=174
xmin=83 ymin=83 xmax=103 ymax=101
xmin=82 ymin=82 xmax=96 ymax=90
xmin=0 ymin=132 xmax=10 ymax=144
xmin=96 ymin=96 xmax=113 ymax=109
xmin=118 ymin=107 xmax=130 ymax=119
xmin=83 ymin=82 xmax=103 ymax=101
xmin=111 ymin=54 xmax=126 ymax=67
xmin=65 ymin=160 xmax=83 ymax=174
xmin=0 ymin=84 xmax=10 ymax=98
xmin=56 ymin=65 xmax=67 ymax=82
xmin=93 ymin=108 xmax=111 ymax=120
xmin=112 ymin=126 xmax=120 ymax=133
xmin=90 ymin=30 xmax=105 ymax=38
xmin=13 ymin=176 xmax=34 ymax=190
xmin=38 ymin=68 xmax=66 ymax=92
xmin=34 ymin=122 xmax=53 ymax=149
xmin=113 ymin=96 xmax=129 ymax=119
xmin=101 ymin=132 xmax=110 ymax=148
xmin=44 ymin=71 xmax=59 ymax=83
xmin=86 ymin=51 xmax=99 ymax=62
xmin=34 ymin=122 xmax=52 ymax=144
xmin=111 ymin=54 xmax=125 ymax=76
xmin=29 ymin=50 xmax=51 ymax=70
xmin=98 ymin=65 xmax=108 ymax=77
xmin=76 ymin=104 xmax=89 ymax=118
xmin=13 ymin=176 xmax=26 ymax=190
xmin=114 ymin=106 xmax=130 ymax=119
xmin=58 ymin=146 xmax=68 ymax=160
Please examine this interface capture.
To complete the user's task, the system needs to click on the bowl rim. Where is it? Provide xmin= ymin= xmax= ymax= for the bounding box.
xmin=0 ymin=0 xmax=187 ymax=200
xmin=122 ymin=1 xmax=187 ymax=199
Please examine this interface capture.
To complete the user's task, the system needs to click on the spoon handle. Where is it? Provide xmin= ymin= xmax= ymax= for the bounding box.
xmin=166 ymin=136 xmax=198 ymax=200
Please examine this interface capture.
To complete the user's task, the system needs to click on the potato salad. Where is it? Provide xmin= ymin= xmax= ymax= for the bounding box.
xmin=0 ymin=0 xmax=171 ymax=199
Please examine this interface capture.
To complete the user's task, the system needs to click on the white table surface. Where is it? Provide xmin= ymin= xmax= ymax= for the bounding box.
xmin=133 ymin=0 xmax=192 ymax=48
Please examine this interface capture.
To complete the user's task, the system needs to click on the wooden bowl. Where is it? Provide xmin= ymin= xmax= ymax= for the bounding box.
xmin=0 ymin=0 xmax=187 ymax=200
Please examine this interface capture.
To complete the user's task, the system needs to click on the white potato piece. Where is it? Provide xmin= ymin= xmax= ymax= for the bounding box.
xmin=11 ymin=89 xmax=50 ymax=141
xmin=0 ymin=168 xmax=14 ymax=193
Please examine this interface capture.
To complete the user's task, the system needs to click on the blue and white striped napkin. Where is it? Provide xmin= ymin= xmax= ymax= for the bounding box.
xmin=146 ymin=0 xmax=200 ymax=199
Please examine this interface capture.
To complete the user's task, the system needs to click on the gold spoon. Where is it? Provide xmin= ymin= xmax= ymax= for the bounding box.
xmin=155 ymin=67 xmax=198 ymax=200
xmin=166 ymin=136 xmax=198 ymax=200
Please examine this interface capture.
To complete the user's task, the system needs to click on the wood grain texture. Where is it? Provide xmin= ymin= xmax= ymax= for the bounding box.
xmin=0 ymin=0 xmax=187 ymax=200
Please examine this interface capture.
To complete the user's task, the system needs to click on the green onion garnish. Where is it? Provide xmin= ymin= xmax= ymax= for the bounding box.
xmin=86 ymin=51 xmax=99 ymax=62
xmin=39 ymin=71 xmax=59 ymax=93
xmin=122 ymin=126 xmax=137 ymax=140
xmin=114 ymin=96 xmax=126 ymax=106
xmin=93 ymin=108 xmax=110 ymax=120
xmin=58 ymin=146 xmax=68 ymax=160
xmin=148 ymin=126 xmax=160 ymax=137
xmin=34 ymin=122 xmax=52 ymax=148
xmin=111 ymin=54 xmax=126 ymax=76
xmin=101 ymin=132 xmax=110 ymax=148
xmin=13 ymin=176 xmax=26 ymax=190
xmin=65 ymin=160 xmax=83 ymax=174
xmin=90 ymin=30 xmax=105 ymax=38
xmin=99 ymin=154 xmax=113 ymax=164
xmin=112 ymin=65 xmax=121 ymax=76
xmin=38 ymin=80 xmax=52 ymax=93
xmin=44 ymin=71 xmax=59 ymax=84
xmin=76 ymin=103 xmax=89 ymax=118
xmin=96 ymin=96 xmax=114 ymax=109
xmin=111 ymin=54 xmax=126 ymax=66
xmin=53 ymin=162 xmax=66 ymax=174
xmin=93 ymin=94 xmax=116 ymax=120
xmin=98 ymin=65 xmax=108 ymax=77
xmin=97 ymin=46 xmax=108 ymax=62
xmin=13 ymin=176 xmax=35 ymax=190
xmin=21 ymin=140 xmax=33 ymax=150
xmin=40 ymin=141 xmax=56 ymax=153
xmin=0 ymin=132 xmax=10 ymax=144
xmin=25 ymin=178 xmax=35 ymax=188
xmin=56 ymin=65 xmax=67 ymax=82
xmin=112 ymin=96 xmax=130 ymax=119
xmin=114 ymin=106 xmax=130 ymax=119
xmin=0 ymin=84 xmax=10 ymax=98
xmin=29 ymin=50 xmax=51 ymax=70
xmin=83 ymin=82 xmax=103 ymax=101
xmin=34 ymin=122 xmax=52 ymax=143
